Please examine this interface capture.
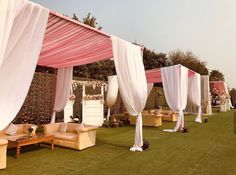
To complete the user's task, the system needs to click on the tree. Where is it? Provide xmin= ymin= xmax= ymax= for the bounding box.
xmin=72 ymin=13 xmax=79 ymax=21
xmin=169 ymin=50 xmax=209 ymax=75
xmin=142 ymin=47 xmax=173 ymax=70
xmin=209 ymin=70 xmax=225 ymax=81
xmin=83 ymin=13 xmax=102 ymax=30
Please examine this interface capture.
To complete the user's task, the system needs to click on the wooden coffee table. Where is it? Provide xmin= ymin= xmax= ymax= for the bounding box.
xmin=7 ymin=135 xmax=54 ymax=158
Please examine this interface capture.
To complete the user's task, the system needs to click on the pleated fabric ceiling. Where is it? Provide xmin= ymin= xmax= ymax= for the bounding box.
xmin=37 ymin=11 xmax=113 ymax=68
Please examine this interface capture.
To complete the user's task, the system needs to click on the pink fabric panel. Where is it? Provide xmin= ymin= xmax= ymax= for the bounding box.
xmin=37 ymin=13 xmax=113 ymax=68
xmin=146 ymin=66 xmax=196 ymax=83
xmin=210 ymin=81 xmax=225 ymax=94
xmin=146 ymin=69 xmax=162 ymax=83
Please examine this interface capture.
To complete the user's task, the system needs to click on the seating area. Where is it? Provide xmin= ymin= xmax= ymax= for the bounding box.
xmin=1 ymin=111 xmax=235 ymax=175
xmin=0 ymin=0 xmax=234 ymax=174
xmin=0 ymin=124 xmax=33 ymax=141
xmin=43 ymin=123 xmax=98 ymax=150
xmin=123 ymin=109 xmax=177 ymax=127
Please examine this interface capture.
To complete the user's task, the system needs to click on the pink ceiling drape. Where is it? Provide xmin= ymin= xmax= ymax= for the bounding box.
xmin=37 ymin=12 xmax=113 ymax=68
xmin=145 ymin=65 xmax=196 ymax=83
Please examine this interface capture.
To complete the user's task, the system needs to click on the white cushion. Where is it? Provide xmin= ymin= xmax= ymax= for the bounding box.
xmin=59 ymin=123 xmax=67 ymax=133
xmin=4 ymin=123 xmax=19 ymax=136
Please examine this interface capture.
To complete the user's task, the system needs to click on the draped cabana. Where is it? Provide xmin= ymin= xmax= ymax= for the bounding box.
xmin=0 ymin=0 xmax=147 ymax=151
xmin=210 ymin=81 xmax=226 ymax=94
xmin=145 ymin=64 xmax=202 ymax=132
xmin=210 ymin=81 xmax=233 ymax=109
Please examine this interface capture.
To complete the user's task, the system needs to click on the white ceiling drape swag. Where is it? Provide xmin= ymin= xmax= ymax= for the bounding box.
xmin=50 ymin=67 xmax=73 ymax=123
xmin=106 ymin=75 xmax=118 ymax=121
xmin=161 ymin=65 xmax=188 ymax=132
xmin=0 ymin=0 xmax=49 ymax=130
xmin=111 ymin=36 xmax=148 ymax=151
xmin=188 ymin=73 xmax=202 ymax=123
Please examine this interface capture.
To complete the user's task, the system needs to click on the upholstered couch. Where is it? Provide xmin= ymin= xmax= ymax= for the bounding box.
xmin=161 ymin=110 xmax=178 ymax=122
xmin=125 ymin=112 xmax=162 ymax=127
xmin=0 ymin=139 xmax=8 ymax=169
xmin=0 ymin=124 xmax=32 ymax=140
xmin=43 ymin=123 xmax=98 ymax=150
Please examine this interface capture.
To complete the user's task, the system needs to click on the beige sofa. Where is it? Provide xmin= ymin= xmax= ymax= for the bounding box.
xmin=161 ymin=110 xmax=178 ymax=122
xmin=125 ymin=112 xmax=162 ymax=127
xmin=43 ymin=123 xmax=98 ymax=150
xmin=0 ymin=124 xmax=31 ymax=140
xmin=0 ymin=139 xmax=8 ymax=169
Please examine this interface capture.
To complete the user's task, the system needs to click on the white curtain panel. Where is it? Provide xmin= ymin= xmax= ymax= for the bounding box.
xmin=201 ymin=75 xmax=212 ymax=115
xmin=224 ymin=82 xmax=233 ymax=108
xmin=106 ymin=75 xmax=119 ymax=120
xmin=161 ymin=65 xmax=188 ymax=132
xmin=147 ymin=83 xmax=154 ymax=96
xmin=111 ymin=36 xmax=147 ymax=151
xmin=0 ymin=0 xmax=49 ymax=130
xmin=0 ymin=0 xmax=26 ymax=66
xmin=50 ymin=67 xmax=73 ymax=123
xmin=188 ymin=73 xmax=202 ymax=123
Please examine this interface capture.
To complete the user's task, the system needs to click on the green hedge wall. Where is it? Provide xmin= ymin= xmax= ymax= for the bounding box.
xmin=13 ymin=73 xmax=168 ymax=124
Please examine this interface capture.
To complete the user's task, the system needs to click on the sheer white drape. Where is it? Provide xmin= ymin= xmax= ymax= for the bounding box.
xmin=0 ymin=0 xmax=49 ymax=130
xmin=161 ymin=65 xmax=188 ymax=132
xmin=0 ymin=0 xmax=26 ymax=66
xmin=50 ymin=67 xmax=73 ymax=123
xmin=147 ymin=83 xmax=154 ymax=96
xmin=112 ymin=36 xmax=147 ymax=151
xmin=188 ymin=73 xmax=202 ymax=123
xmin=224 ymin=82 xmax=233 ymax=109
xmin=201 ymin=75 xmax=212 ymax=115
xmin=106 ymin=75 xmax=118 ymax=121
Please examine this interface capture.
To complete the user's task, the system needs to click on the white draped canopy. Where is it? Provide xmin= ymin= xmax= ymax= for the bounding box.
xmin=112 ymin=36 xmax=148 ymax=151
xmin=0 ymin=0 xmax=49 ymax=130
xmin=161 ymin=65 xmax=188 ymax=132
xmin=146 ymin=64 xmax=202 ymax=132
xmin=0 ymin=0 xmax=149 ymax=152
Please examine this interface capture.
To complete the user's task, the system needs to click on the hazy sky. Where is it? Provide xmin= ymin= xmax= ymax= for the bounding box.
xmin=32 ymin=0 xmax=236 ymax=88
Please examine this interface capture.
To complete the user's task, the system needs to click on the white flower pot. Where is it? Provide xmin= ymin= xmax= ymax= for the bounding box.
xmin=220 ymin=104 xmax=227 ymax=112
xmin=226 ymin=101 xmax=231 ymax=111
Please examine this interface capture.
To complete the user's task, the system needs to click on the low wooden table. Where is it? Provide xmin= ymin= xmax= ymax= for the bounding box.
xmin=7 ymin=135 xmax=54 ymax=158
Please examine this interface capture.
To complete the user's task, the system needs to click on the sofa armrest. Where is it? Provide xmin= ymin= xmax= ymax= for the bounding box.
xmin=43 ymin=123 xmax=61 ymax=134
xmin=77 ymin=125 xmax=98 ymax=133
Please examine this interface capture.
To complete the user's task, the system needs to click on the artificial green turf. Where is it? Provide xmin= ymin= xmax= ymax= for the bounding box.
xmin=2 ymin=109 xmax=236 ymax=175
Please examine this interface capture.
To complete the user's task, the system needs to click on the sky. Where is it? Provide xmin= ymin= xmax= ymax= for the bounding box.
xmin=32 ymin=0 xmax=236 ymax=88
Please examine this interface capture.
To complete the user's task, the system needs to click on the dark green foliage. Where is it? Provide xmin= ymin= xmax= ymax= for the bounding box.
xmin=73 ymin=60 xmax=115 ymax=81
xmin=72 ymin=13 xmax=79 ymax=21
xmin=83 ymin=12 xmax=102 ymax=30
xmin=209 ymin=69 xmax=225 ymax=81
xmin=14 ymin=72 xmax=58 ymax=124
xmin=169 ymin=50 xmax=209 ymax=75
xmin=143 ymin=48 xmax=173 ymax=70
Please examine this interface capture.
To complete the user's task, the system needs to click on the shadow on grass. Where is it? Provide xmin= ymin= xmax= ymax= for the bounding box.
xmin=7 ymin=144 xmax=48 ymax=158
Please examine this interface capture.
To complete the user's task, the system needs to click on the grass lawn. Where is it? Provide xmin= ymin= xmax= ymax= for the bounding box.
xmin=2 ymin=109 xmax=236 ymax=175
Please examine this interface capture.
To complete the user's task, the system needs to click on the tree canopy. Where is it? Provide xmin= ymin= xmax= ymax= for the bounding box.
xmin=169 ymin=50 xmax=208 ymax=75
xmin=209 ymin=70 xmax=225 ymax=81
